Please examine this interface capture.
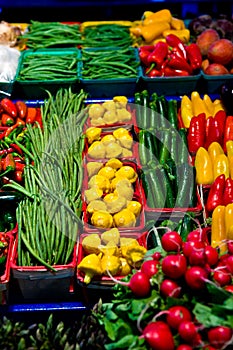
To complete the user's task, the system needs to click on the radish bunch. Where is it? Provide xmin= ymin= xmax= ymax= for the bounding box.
xmin=110 ymin=228 xmax=233 ymax=349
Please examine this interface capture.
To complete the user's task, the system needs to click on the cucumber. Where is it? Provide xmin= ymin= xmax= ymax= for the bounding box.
xmin=167 ymin=99 xmax=178 ymax=129
xmin=175 ymin=163 xmax=197 ymax=208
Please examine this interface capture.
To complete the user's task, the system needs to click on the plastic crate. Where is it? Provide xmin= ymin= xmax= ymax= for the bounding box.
xmin=79 ymin=47 xmax=142 ymax=98
xmin=141 ymin=72 xmax=202 ymax=95
xmin=12 ymin=48 xmax=81 ymax=100
xmin=201 ymin=72 xmax=233 ymax=94
xmin=76 ymin=230 xmax=147 ymax=287
xmin=10 ymin=235 xmax=78 ymax=300
xmin=0 ymin=230 xmax=15 ymax=304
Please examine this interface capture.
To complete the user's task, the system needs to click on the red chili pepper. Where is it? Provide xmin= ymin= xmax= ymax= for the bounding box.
xmin=2 ymin=153 xmax=16 ymax=172
xmin=1 ymin=113 xmax=15 ymax=126
xmin=185 ymin=43 xmax=202 ymax=72
xmin=4 ymin=118 xmax=25 ymax=138
xmin=206 ymin=174 xmax=225 ymax=212
xmin=223 ymin=115 xmax=233 ymax=153
xmin=165 ymin=33 xmax=187 ymax=59
xmin=34 ymin=109 xmax=43 ymax=129
xmin=13 ymin=170 xmax=24 ymax=183
xmin=214 ymin=110 xmax=226 ymax=137
xmin=139 ymin=45 xmax=155 ymax=52
xmin=163 ymin=66 xmax=190 ymax=77
xmin=0 ymin=98 xmax=17 ymax=118
xmin=147 ymin=41 xmax=168 ymax=69
xmin=10 ymin=143 xmax=23 ymax=156
xmin=204 ymin=117 xmax=222 ymax=149
xmin=223 ymin=177 xmax=233 ymax=205
xmin=187 ymin=113 xmax=206 ymax=155
xmin=145 ymin=67 xmax=162 ymax=77
xmin=15 ymin=100 xmax=27 ymax=119
xmin=139 ymin=49 xmax=151 ymax=66
xmin=26 ymin=107 xmax=37 ymax=124
xmin=167 ymin=53 xmax=192 ymax=74
xmin=15 ymin=162 xmax=25 ymax=172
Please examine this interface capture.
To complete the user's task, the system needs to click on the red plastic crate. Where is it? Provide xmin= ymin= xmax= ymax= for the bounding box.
xmin=77 ymin=230 xmax=147 ymax=286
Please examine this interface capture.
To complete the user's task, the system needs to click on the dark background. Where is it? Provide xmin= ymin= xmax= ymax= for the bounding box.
xmin=0 ymin=0 xmax=233 ymax=23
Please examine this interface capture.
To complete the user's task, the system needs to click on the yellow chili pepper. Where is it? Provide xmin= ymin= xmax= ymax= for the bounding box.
xmin=211 ymin=205 xmax=227 ymax=254
xmin=171 ymin=17 xmax=185 ymax=30
xmin=142 ymin=11 xmax=154 ymax=19
xmin=130 ymin=25 xmax=143 ymax=37
xmin=213 ymin=99 xmax=225 ymax=114
xmin=162 ymin=28 xmax=190 ymax=43
xmin=142 ymin=9 xmax=172 ymax=26
xmin=226 ymin=140 xmax=233 ymax=158
xmin=195 ymin=147 xmax=214 ymax=185
xmin=203 ymin=94 xmax=215 ymax=117
xmin=141 ymin=21 xmax=170 ymax=43
xmin=213 ymin=153 xmax=229 ymax=180
xmin=208 ymin=142 xmax=224 ymax=167
xmin=228 ymin=155 xmax=233 ymax=179
xmin=180 ymin=95 xmax=193 ymax=128
xmin=191 ymin=91 xmax=210 ymax=118
xmin=225 ymin=203 xmax=233 ymax=240
xmin=227 ymin=225 xmax=233 ymax=240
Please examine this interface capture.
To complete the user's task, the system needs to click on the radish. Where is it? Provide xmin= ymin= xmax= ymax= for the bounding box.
xmin=141 ymin=259 xmax=159 ymax=278
xmin=160 ymin=278 xmax=182 ymax=298
xmin=107 ymin=270 xmax=151 ymax=297
xmin=162 ymin=254 xmax=187 ymax=279
xmin=204 ymin=246 xmax=219 ymax=266
xmin=208 ymin=326 xmax=233 ymax=349
xmin=227 ymin=240 xmax=233 ymax=254
xmin=225 ymin=255 xmax=233 ymax=274
xmin=182 ymin=240 xmax=206 ymax=258
xmin=176 ymin=345 xmax=193 ymax=350
xmin=161 ymin=231 xmax=183 ymax=252
xmin=141 ymin=321 xmax=175 ymax=350
xmin=152 ymin=252 xmax=162 ymax=260
xmin=166 ymin=305 xmax=192 ymax=330
xmin=213 ymin=268 xmax=232 ymax=286
xmin=185 ymin=266 xmax=208 ymax=290
xmin=224 ymin=284 xmax=233 ymax=293
xmin=188 ymin=247 xmax=206 ymax=266
xmin=178 ymin=321 xmax=199 ymax=342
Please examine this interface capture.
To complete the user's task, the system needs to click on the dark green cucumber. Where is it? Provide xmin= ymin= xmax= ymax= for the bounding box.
xmin=159 ymin=165 xmax=175 ymax=208
xmin=177 ymin=128 xmax=189 ymax=164
xmin=156 ymin=95 xmax=168 ymax=130
xmin=145 ymin=129 xmax=158 ymax=159
xmin=149 ymin=100 xmax=158 ymax=129
xmin=138 ymin=130 xmax=149 ymax=166
xmin=144 ymin=165 xmax=166 ymax=208
xmin=167 ymin=99 xmax=178 ymax=129
xmin=175 ymin=163 xmax=197 ymax=208
xmin=158 ymin=129 xmax=171 ymax=165
xmin=141 ymin=168 xmax=155 ymax=208
xmin=176 ymin=212 xmax=196 ymax=241
xmin=134 ymin=92 xmax=143 ymax=128
xmin=141 ymin=90 xmax=150 ymax=130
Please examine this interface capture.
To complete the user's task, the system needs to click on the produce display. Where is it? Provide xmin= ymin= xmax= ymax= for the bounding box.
xmin=0 ymin=5 xmax=232 ymax=350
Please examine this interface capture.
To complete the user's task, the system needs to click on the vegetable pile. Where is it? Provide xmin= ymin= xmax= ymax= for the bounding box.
xmin=95 ymin=224 xmax=233 ymax=349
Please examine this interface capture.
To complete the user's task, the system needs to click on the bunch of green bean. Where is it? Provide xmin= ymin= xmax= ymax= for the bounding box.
xmin=81 ymin=47 xmax=140 ymax=79
xmin=17 ymin=52 xmax=79 ymax=81
xmin=82 ymin=24 xmax=133 ymax=48
xmin=20 ymin=21 xmax=83 ymax=49
xmin=6 ymin=88 xmax=88 ymax=268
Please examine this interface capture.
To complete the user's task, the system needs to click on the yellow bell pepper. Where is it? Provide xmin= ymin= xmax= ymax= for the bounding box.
xmin=226 ymin=140 xmax=233 ymax=158
xmin=162 ymin=28 xmax=190 ymax=43
xmin=228 ymin=155 xmax=233 ymax=179
xmin=211 ymin=205 xmax=227 ymax=254
xmin=203 ymin=94 xmax=215 ymax=117
xmin=191 ymin=91 xmax=210 ymax=118
xmin=171 ymin=17 xmax=185 ymax=30
xmin=195 ymin=147 xmax=214 ymax=185
xmin=180 ymin=95 xmax=193 ymax=128
xmin=141 ymin=21 xmax=171 ymax=43
xmin=213 ymin=99 xmax=225 ymax=114
xmin=208 ymin=142 xmax=224 ymax=166
xmin=142 ymin=9 xmax=172 ymax=26
xmin=213 ymin=153 xmax=229 ymax=180
xmin=227 ymin=225 xmax=233 ymax=240
xmin=225 ymin=203 xmax=233 ymax=240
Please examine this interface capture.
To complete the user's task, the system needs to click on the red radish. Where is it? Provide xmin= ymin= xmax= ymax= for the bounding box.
xmin=188 ymin=248 xmax=206 ymax=266
xmin=208 ymin=326 xmax=233 ymax=349
xmin=166 ymin=305 xmax=192 ymax=330
xmin=178 ymin=321 xmax=198 ymax=342
xmin=202 ymin=346 xmax=217 ymax=350
xmin=141 ymin=321 xmax=175 ymax=350
xmin=224 ymin=284 xmax=233 ymax=293
xmin=187 ymin=228 xmax=208 ymax=243
xmin=161 ymin=231 xmax=183 ymax=252
xmin=141 ymin=259 xmax=159 ymax=278
xmin=185 ymin=266 xmax=208 ymax=290
xmin=213 ymin=268 xmax=232 ymax=286
xmin=160 ymin=279 xmax=182 ymax=298
xmin=182 ymin=240 xmax=206 ymax=257
xmin=176 ymin=345 xmax=193 ymax=350
xmin=225 ymin=255 xmax=233 ymax=274
xmin=152 ymin=252 xmax=162 ymax=260
xmin=162 ymin=254 xmax=187 ymax=279
xmin=107 ymin=270 xmax=151 ymax=297
xmin=227 ymin=240 xmax=233 ymax=254
xmin=204 ymin=246 xmax=219 ymax=266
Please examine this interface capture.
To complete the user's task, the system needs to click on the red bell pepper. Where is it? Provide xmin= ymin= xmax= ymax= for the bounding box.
xmin=165 ymin=33 xmax=187 ymax=59
xmin=214 ymin=110 xmax=226 ymax=137
xmin=163 ymin=66 xmax=190 ymax=77
xmin=26 ymin=107 xmax=37 ymax=124
xmin=147 ymin=41 xmax=168 ymax=69
xmin=206 ymin=174 xmax=225 ymax=212
xmin=223 ymin=177 xmax=233 ymax=205
xmin=223 ymin=115 xmax=233 ymax=153
xmin=0 ymin=98 xmax=17 ymax=118
xmin=145 ymin=67 xmax=162 ymax=77
xmin=2 ymin=153 xmax=16 ymax=173
xmin=15 ymin=101 xmax=27 ymax=119
xmin=185 ymin=43 xmax=202 ymax=72
xmin=187 ymin=113 xmax=206 ymax=155
xmin=139 ymin=49 xmax=151 ymax=66
xmin=167 ymin=53 xmax=192 ymax=74
xmin=204 ymin=117 xmax=222 ymax=149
